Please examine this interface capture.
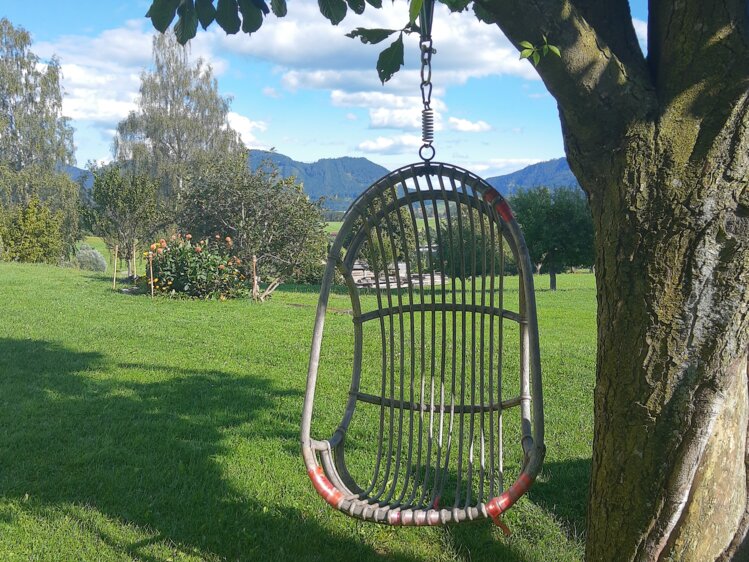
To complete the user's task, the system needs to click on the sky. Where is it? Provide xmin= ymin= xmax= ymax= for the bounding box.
xmin=1 ymin=0 xmax=648 ymax=177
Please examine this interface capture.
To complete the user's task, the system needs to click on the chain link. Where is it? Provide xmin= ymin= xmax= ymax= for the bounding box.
xmin=419 ymin=37 xmax=435 ymax=162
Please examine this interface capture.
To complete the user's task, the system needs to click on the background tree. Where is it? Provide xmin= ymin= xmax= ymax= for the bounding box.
xmin=510 ymin=186 xmax=594 ymax=290
xmin=146 ymin=0 xmax=749 ymax=559
xmin=0 ymin=18 xmax=75 ymax=172
xmin=0 ymin=163 xmax=80 ymax=257
xmin=113 ymin=32 xmax=243 ymax=207
xmin=88 ymin=162 xmax=163 ymax=279
xmin=180 ymin=152 xmax=328 ymax=300
xmin=0 ymin=196 xmax=63 ymax=264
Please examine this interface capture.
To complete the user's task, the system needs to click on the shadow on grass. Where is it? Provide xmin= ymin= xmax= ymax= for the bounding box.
xmin=0 ymin=338 xmax=424 ymax=561
xmin=529 ymin=458 xmax=590 ymax=539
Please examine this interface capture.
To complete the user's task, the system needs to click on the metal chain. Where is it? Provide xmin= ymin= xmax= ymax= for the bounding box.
xmin=419 ymin=1 xmax=436 ymax=162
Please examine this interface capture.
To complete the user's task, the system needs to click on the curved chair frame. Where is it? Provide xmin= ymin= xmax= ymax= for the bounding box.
xmin=302 ymin=162 xmax=545 ymax=527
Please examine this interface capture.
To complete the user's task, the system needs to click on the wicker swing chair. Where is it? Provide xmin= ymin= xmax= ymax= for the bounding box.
xmin=301 ymin=161 xmax=545 ymax=529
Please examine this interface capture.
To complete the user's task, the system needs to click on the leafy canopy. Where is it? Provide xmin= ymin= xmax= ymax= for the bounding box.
xmin=145 ymin=0 xmax=554 ymax=84
xmin=0 ymin=18 xmax=75 ymax=172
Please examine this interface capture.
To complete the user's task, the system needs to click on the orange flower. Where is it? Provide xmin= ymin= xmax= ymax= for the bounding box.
xmin=235 ymin=258 xmax=241 ymax=265
xmin=195 ymin=246 xmax=202 ymax=253
xmin=157 ymin=247 xmax=164 ymax=254
xmin=186 ymin=234 xmax=192 ymax=240
xmin=150 ymin=243 xmax=157 ymax=251
xmin=225 ymin=236 xmax=232 ymax=244
xmin=218 ymin=264 xmax=225 ymax=270
xmin=159 ymin=238 xmax=166 ymax=247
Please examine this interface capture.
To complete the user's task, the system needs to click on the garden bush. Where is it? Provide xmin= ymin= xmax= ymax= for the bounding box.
xmin=1 ymin=196 xmax=64 ymax=264
xmin=147 ymin=234 xmax=247 ymax=299
xmin=75 ymin=244 xmax=107 ymax=272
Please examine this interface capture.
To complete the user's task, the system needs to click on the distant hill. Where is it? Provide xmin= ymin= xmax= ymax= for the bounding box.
xmin=486 ymin=158 xmax=579 ymax=195
xmin=63 ymin=153 xmax=581 ymax=210
xmin=59 ymin=163 xmax=93 ymax=190
xmin=249 ymin=151 xmax=389 ymax=211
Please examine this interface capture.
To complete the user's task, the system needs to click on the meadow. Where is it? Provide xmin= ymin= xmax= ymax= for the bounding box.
xmin=0 ymin=263 xmax=596 ymax=561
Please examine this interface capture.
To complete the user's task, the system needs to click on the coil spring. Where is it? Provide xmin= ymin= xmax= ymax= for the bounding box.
xmin=421 ymin=108 xmax=434 ymax=144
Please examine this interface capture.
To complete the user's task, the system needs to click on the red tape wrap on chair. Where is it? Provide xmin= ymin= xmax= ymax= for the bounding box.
xmin=485 ymin=472 xmax=534 ymax=529
xmin=494 ymin=199 xmax=514 ymax=223
xmin=482 ymin=188 xmax=500 ymax=204
xmin=308 ymin=465 xmax=343 ymax=508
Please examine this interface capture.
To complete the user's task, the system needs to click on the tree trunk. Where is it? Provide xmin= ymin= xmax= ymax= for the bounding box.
xmin=549 ymin=264 xmax=557 ymax=291
xmin=570 ymin=100 xmax=749 ymax=561
xmin=472 ymin=0 xmax=749 ymax=557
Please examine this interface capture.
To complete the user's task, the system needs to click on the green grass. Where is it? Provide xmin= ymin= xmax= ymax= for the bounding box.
xmin=326 ymin=221 xmax=344 ymax=234
xmin=0 ymin=263 xmax=595 ymax=561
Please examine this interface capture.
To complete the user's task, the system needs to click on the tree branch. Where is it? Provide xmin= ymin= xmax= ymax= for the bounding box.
xmin=649 ymin=0 xmax=749 ymax=136
xmin=476 ymin=0 xmax=657 ymax=193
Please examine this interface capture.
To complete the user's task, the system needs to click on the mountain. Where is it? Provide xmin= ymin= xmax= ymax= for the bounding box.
xmin=59 ymin=163 xmax=94 ymax=191
xmin=486 ymin=158 xmax=579 ymax=195
xmin=249 ymin=151 xmax=389 ymax=211
xmin=63 ymin=152 xmax=580 ymax=210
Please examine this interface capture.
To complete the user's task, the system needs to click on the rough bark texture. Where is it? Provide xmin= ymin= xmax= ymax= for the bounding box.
xmin=474 ymin=0 xmax=749 ymax=559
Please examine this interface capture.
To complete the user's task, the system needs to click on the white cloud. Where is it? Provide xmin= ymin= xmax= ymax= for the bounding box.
xmin=227 ymin=112 xmax=268 ymax=148
xmin=345 ymin=113 xmax=358 ymax=121
xmin=263 ymin=86 xmax=282 ymax=98
xmin=632 ymin=18 xmax=648 ymax=52
xmin=358 ymin=134 xmax=422 ymax=155
xmin=34 ymin=20 xmax=154 ymax=125
xmin=448 ymin=117 xmax=491 ymax=133
xmin=468 ymin=158 xmax=543 ymax=177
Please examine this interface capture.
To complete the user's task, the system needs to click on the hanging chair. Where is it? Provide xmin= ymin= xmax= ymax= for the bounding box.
xmin=301 ymin=161 xmax=545 ymax=528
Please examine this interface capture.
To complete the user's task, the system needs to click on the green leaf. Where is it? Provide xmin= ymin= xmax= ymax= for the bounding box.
xmin=146 ymin=0 xmax=181 ymax=32
xmin=195 ymin=0 xmax=217 ymax=29
xmin=518 ymin=40 xmax=534 ymax=49
xmin=365 ymin=0 xmax=382 ymax=8
xmin=532 ymin=51 xmax=541 ymax=66
xmin=270 ymin=0 xmax=287 ymax=16
xmin=441 ymin=0 xmax=470 ymax=12
xmin=346 ymin=27 xmax=397 ymax=45
xmin=318 ymin=0 xmax=348 ymax=25
xmin=238 ymin=0 xmax=263 ymax=33
xmin=472 ymin=2 xmax=497 ymax=24
xmin=376 ymin=33 xmax=404 ymax=84
xmin=346 ymin=0 xmax=366 ymax=15
xmin=175 ymin=0 xmax=199 ymax=44
xmin=519 ymin=48 xmax=534 ymax=60
xmin=409 ymin=0 xmax=423 ymax=24
xmin=542 ymin=44 xmax=549 ymax=56
xmin=548 ymin=44 xmax=561 ymax=57
xmin=216 ymin=0 xmax=241 ymax=33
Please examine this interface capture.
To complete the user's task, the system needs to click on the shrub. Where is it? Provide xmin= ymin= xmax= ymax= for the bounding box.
xmin=1 ymin=196 xmax=63 ymax=264
xmin=75 ymin=244 xmax=107 ymax=272
xmin=146 ymin=234 xmax=247 ymax=299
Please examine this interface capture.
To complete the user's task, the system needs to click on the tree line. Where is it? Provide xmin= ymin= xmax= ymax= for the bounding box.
xmin=0 ymin=20 xmax=327 ymax=297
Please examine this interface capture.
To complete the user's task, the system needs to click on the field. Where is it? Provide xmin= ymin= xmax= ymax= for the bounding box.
xmin=0 ymin=263 xmax=596 ymax=561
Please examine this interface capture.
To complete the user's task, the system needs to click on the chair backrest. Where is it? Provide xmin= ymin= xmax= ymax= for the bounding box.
xmin=302 ymin=162 xmax=544 ymax=526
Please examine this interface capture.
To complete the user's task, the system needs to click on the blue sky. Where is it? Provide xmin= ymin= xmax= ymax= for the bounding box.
xmin=1 ymin=0 xmax=647 ymax=176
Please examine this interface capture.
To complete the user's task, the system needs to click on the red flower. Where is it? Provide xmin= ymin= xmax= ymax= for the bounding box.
xmin=157 ymin=247 xmax=164 ymax=254
xmin=195 ymin=246 xmax=202 ymax=253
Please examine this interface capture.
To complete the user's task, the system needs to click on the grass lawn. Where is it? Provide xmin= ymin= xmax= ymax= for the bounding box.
xmin=325 ymin=221 xmax=344 ymax=234
xmin=0 ymin=263 xmax=595 ymax=561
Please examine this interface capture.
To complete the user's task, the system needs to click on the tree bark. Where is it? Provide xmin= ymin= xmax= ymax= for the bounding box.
xmin=476 ymin=0 xmax=749 ymax=558
xmin=549 ymin=263 xmax=557 ymax=291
